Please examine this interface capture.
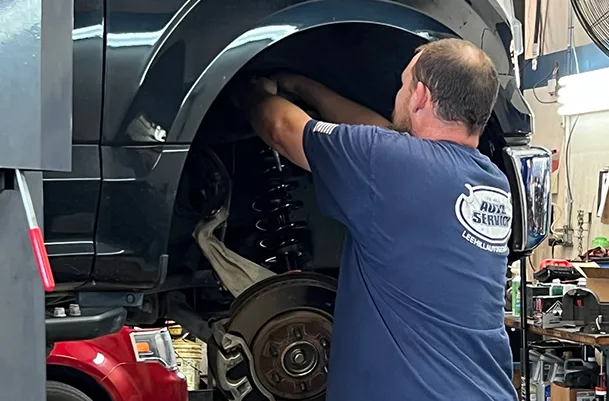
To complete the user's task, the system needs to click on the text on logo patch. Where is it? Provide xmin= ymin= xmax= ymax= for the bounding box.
xmin=455 ymin=184 xmax=513 ymax=253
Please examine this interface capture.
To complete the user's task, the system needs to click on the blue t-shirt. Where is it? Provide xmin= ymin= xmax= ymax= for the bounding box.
xmin=302 ymin=120 xmax=517 ymax=401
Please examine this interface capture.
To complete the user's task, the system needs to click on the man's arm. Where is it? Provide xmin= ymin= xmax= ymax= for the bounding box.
xmin=239 ymin=78 xmax=312 ymax=171
xmin=237 ymin=77 xmax=379 ymax=237
xmin=275 ymin=73 xmax=392 ymax=128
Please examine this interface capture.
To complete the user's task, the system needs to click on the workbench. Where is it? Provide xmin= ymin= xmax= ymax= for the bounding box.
xmin=505 ymin=312 xmax=609 ymax=400
xmin=504 ymin=313 xmax=609 ymax=346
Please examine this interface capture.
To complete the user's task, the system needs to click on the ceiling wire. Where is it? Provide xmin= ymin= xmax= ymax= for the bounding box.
xmin=565 ymin=115 xmax=580 ymax=207
xmin=530 ymin=0 xmax=557 ymax=105
xmin=564 ymin=2 xmax=581 ymax=229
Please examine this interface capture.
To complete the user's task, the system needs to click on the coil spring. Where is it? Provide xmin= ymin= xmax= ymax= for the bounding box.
xmin=252 ymin=147 xmax=312 ymax=272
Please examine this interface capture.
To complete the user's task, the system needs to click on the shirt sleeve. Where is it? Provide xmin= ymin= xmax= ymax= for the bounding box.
xmin=302 ymin=119 xmax=376 ymax=237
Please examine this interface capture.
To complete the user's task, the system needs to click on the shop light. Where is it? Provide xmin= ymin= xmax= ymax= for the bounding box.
xmin=557 ymin=67 xmax=609 ymax=116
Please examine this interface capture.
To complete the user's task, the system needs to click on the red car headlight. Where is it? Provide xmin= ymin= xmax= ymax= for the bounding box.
xmin=129 ymin=328 xmax=178 ymax=369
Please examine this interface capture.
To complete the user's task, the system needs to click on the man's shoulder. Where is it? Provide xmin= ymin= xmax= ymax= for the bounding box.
xmin=474 ymin=153 xmax=511 ymax=192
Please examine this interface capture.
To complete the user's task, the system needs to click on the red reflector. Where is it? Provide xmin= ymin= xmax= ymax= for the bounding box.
xmin=577 ymin=299 xmax=583 ymax=307
xmin=29 ymin=227 xmax=55 ymax=292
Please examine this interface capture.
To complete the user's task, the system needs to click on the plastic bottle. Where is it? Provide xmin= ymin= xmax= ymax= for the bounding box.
xmin=595 ymin=387 xmax=606 ymax=401
xmin=512 ymin=273 xmax=521 ymax=317
xmin=550 ymin=279 xmax=564 ymax=296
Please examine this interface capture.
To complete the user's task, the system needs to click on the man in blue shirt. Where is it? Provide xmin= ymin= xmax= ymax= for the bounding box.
xmin=235 ymin=38 xmax=517 ymax=401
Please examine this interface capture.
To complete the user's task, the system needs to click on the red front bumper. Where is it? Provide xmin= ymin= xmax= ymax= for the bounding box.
xmin=101 ymin=362 xmax=188 ymax=401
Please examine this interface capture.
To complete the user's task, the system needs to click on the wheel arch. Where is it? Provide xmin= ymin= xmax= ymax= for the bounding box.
xmin=47 ymin=364 xmax=114 ymax=401
xmin=162 ymin=0 xmax=526 ymax=146
xmin=161 ymin=0 xmax=531 ymax=250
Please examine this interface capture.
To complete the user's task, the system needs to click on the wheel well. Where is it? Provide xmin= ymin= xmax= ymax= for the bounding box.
xmin=166 ymin=22 xmax=508 ymax=276
xmin=166 ymin=22 xmax=426 ymax=273
xmin=47 ymin=365 xmax=113 ymax=401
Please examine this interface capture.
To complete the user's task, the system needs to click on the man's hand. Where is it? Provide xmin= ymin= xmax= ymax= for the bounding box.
xmin=269 ymin=71 xmax=391 ymax=128
xmin=232 ymin=76 xmax=278 ymax=112
xmin=273 ymin=72 xmax=305 ymax=95
xmin=231 ymin=74 xmax=313 ymax=171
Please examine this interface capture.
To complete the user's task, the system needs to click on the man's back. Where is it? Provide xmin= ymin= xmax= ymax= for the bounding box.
xmin=302 ymin=121 xmax=517 ymax=401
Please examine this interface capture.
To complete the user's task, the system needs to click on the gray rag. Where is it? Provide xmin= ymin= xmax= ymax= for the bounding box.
xmin=194 ymin=207 xmax=275 ymax=298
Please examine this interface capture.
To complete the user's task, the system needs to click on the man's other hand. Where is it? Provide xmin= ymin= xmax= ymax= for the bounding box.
xmin=273 ymin=72 xmax=306 ymax=95
xmin=232 ymin=76 xmax=278 ymax=112
xmin=270 ymin=72 xmax=391 ymax=128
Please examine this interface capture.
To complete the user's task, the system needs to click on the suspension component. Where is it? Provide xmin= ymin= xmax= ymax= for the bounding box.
xmin=252 ymin=148 xmax=312 ymax=273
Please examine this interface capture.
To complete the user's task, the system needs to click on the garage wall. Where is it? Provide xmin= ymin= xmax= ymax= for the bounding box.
xmin=520 ymin=0 xmax=609 ymax=267
xmin=523 ymin=0 xmax=591 ymax=58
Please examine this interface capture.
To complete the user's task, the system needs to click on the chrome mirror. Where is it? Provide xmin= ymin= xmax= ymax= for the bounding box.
xmin=503 ymin=146 xmax=552 ymax=253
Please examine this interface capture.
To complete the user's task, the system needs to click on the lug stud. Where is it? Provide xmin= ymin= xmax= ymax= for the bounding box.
xmin=292 ymin=327 xmax=302 ymax=340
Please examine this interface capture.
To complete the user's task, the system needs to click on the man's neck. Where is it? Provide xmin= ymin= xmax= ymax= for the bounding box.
xmin=415 ymin=122 xmax=479 ymax=148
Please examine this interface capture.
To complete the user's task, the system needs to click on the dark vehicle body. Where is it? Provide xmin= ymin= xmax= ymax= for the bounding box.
xmin=46 ymin=0 xmax=548 ymax=330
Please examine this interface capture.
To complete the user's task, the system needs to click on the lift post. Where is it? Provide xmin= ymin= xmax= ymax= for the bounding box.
xmin=0 ymin=0 xmax=73 ymax=399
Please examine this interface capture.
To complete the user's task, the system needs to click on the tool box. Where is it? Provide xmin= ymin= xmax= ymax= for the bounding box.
xmin=561 ymin=262 xmax=609 ymax=333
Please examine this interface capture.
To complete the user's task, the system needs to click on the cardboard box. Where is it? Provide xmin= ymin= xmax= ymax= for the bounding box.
xmin=571 ymin=262 xmax=609 ymax=301
xmin=550 ymin=383 xmax=595 ymax=401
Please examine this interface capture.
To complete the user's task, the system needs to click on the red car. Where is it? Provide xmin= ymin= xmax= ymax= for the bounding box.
xmin=46 ymin=326 xmax=188 ymax=401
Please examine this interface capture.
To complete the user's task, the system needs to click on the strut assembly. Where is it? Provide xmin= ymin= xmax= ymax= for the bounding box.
xmin=253 ymin=147 xmax=313 ymax=273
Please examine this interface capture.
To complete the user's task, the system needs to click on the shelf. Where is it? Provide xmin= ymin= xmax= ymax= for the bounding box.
xmin=504 ymin=314 xmax=609 ymax=346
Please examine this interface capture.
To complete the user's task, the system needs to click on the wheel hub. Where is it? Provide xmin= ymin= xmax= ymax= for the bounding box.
xmin=282 ymin=341 xmax=317 ymax=377
xmin=251 ymin=311 xmax=331 ymax=400
xmin=222 ymin=272 xmax=337 ymax=401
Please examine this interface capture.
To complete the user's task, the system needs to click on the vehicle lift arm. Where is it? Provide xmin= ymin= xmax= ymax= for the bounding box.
xmin=0 ymin=0 xmax=73 ymax=399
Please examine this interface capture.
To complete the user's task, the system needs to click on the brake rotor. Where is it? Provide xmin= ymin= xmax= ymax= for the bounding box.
xmin=225 ymin=272 xmax=337 ymax=401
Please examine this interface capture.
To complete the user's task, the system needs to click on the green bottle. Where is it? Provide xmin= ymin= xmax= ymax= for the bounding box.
xmin=512 ymin=274 xmax=521 ymax=317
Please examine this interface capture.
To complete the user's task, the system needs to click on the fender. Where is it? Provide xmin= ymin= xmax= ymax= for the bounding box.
xmin=93 ymin=0 xmax=532 ymax=289
xmin=170 ymin=3 xmax=530 ymax=145
xmin=103 ymin=0 xmax=529 ymax=146
xmin=48 ymin=341 xmax=135 ymax=401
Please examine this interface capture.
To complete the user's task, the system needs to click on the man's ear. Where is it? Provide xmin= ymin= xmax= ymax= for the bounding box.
xmin=410 ymin=81 xmax=428 ymax=113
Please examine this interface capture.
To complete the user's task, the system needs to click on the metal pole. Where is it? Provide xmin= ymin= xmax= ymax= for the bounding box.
xmin=520 ymin=257 xmax=529 ymax=401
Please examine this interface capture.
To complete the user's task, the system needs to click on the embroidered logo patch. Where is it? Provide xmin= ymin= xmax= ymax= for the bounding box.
xmin=313 ymin=121 xmax=339 ymax=135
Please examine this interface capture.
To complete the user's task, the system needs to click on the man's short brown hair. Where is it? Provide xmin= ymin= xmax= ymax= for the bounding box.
xmin=412 ymin=38 xmax=499 ymax=135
